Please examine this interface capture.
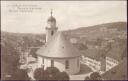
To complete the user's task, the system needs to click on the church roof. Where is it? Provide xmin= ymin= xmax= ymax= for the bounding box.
xmin=47 ymin=16 xmax=56 ymax=22
xmin=47 ymin=9 xmax=56 ymax=22
xmin=36 ymin=32 xmax=81 ymax=58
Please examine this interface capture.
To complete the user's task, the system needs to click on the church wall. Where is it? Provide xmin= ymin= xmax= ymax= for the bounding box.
xmin=36 ymin=11 xmax=81 ymax=75
xmin=67 ymin=57 xmax=80 ymax=74
xmin=37 ymin=56 xmax=80 ymax=74
xmin=54 ymin=59 xmax=65 ymax=71
xmin=47 ymin=22 xmax=56 ymax=28
xmin=46 ymin=28 xmax=58 ymax=42
xmin=46 ymin=29 xmax=52 ymax=42
xmin=37 ymin=56 xmax=43 ymax=67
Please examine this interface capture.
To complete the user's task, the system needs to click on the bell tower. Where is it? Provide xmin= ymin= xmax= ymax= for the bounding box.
xmin=45 ymin=9 xmax=58 ymax=42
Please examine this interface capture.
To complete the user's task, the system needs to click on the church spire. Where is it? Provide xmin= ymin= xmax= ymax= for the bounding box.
xmin=46 ymin=9 xmax=58 ymax=42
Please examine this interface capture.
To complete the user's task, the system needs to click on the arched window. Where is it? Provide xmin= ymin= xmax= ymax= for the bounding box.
xmin=65 ymin=60 xmax=69 ymax=69
xmin=51 ymin=31 xmax=54 ymax=36
xmin=51 ymin=60 xmax=54 ymax=67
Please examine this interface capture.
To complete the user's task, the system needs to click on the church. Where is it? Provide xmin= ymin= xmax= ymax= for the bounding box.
xmin=36 ymin=10 xmax=81 ymax=74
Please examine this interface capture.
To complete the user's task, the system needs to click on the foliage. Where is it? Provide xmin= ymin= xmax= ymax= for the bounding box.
xmin=58 ymin=71 xmax=70 ymax=80
xmin=11 ymin=69 xmax=30 ymax=80
xmin=85 ymin=72 xmax=102 ymax=80
xmin=34 ymin=67 xmax=70 ymax=80
xmin=1 ymin=45 xmax=19 ymax=80
xmin=85 ymin=76 xmax=90 ymax=80
xmin=1 ymin=43 xmax=30 ymax=80
xmin=34 ymin=67 xmax=48 ymax=80
xmin=45 ymin=67 xmax=61 ymax=80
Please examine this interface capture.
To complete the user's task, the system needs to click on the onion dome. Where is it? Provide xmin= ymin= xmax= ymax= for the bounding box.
xmin=47 ymin=16 xmax=56 ymax=22
xmin=47 ymin=9 xmax=56 ymax=22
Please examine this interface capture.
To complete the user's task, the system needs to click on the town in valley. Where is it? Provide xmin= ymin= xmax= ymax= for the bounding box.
xmin=1 ymin=1 xmax=127 ymax=80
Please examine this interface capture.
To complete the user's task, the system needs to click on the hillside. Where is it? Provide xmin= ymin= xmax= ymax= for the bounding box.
xmin=102 ymin=57 xmax=127 ymax=80
xmin=1 ymin=22 xmax=127 ymax=59
xmin=64 ymin=22 xmax=126 ymax=39
xmin=1 ymin=22 xmax=127 ymax=60
xmin=63 ymin=22 xmax=127 ymax=61
xmin=1 ymin=22 xmax=127 ymax=80
xmin=1 ymin=31 xmax=45 ymax=52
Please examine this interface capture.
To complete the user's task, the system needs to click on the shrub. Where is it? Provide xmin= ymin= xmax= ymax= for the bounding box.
xmin=58 ymin=71 xmax=70 ymax=80
xmin=11 ymin=69 xmax=30 ymax=80
xmin=34 ymin=67 xmax=48 ymax=80
xmin=85 ymin=72 xmax=102 ymax=81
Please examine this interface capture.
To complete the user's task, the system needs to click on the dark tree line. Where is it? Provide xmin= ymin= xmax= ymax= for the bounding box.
xmin=1 ymin=45 xmax=30 ymax=80
xmin=85 ymin=72 xmax=102 ymax=81
xmin=34 ymin=67 xmax=70 ymax=80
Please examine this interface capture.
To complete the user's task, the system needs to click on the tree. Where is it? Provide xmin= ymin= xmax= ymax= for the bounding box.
xmin=58 ymin=72 xmax=70 ymax=80
xmin=84 ymin=76 xmax=90 ymax=80
xmin=85 ymin=72 xmax=102 ymax=81
xmin=45 ymin=67 xmax=60 ymax=80
xmin=1 ymin=45 xmax=20 ymax=80
xmin=96 ymin=38 xmax=103 ymax=46
xmin=45 ymin=67 xmax=70 ymax=80
xmin=34 ymin=67 xmax=48 ymax=80
xmin=46 ymin=67 xmax=60 ymax=75
xmin=11 ymin=69 xmax=30 ymax=80
xmin=90 ymin=72 xmax=102 ymax=80
xmin=34 ymin=67 xmax=70 ymax=80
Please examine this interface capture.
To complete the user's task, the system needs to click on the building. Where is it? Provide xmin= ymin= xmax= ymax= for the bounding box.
xmin=36 ymin=10 xmax=81 ymax=74
xmin=45 ymin=10 xmax=58 ymax=42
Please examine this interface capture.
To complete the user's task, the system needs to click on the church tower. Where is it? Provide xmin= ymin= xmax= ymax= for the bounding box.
xmin=45 ymin=9 xmax=58 ymax=42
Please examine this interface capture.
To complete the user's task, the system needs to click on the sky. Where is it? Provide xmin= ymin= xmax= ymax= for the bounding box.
xmin=1 ymin=1 xmax=127 ymax=33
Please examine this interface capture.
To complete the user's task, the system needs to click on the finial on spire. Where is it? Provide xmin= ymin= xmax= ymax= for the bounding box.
xmin=51 ymin=9 xmax=53 ymax=16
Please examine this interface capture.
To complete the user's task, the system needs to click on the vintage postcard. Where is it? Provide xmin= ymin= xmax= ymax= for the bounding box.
xmin=1 ymin=0 xmax=127 ymax=80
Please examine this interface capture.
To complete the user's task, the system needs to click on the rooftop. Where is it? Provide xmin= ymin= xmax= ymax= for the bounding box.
xmin=36 ymin=32 xmax=81 ymax=58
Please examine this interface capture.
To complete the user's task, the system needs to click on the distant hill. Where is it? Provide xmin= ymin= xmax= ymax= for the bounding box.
xmin=63 ymin=22 xmax=127 ymax=61
xmin=1 ymin=22 xmax=127 ymax=80
xmin=1 ymin=31 xmax=45 ymax=55
xmin=74 ymin=22 xmax=126 ymax=31
xmin=1 ymin=22 xmax=127 ymax=60
xmin=64 ymin=22 xmax=126 ymax=39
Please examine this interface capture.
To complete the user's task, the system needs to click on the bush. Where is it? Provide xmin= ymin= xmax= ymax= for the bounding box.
xmin=45 ymin=67 xmax=60 ymax=80
xmin=91 ymin=72 xmax=101 ymax=80
xmin=11 ymin=69 xmax=30 ymax=80
xmin=85 ymin=72 xmax=102 ymax=81
xmin=85 ymin=76 xmax=90 ymax=80
xmin=34 ymin=67 xmax=70 ymax=80
xmin=34 ymin=67 xmax=48 ymax=80
xmin=58 ymin=72 xmax=70 ymax=80
xmin=1 ymin=45 xmax=21 ymax=80
xmin=46 ymin=67 xmax=60 ymax=75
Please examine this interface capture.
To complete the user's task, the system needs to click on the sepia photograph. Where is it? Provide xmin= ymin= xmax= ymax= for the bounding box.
xmin=1 ymin=0 xmax=127 ymax=80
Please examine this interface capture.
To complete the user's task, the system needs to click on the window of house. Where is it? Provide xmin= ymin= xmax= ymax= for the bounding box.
xmin=65 ymin=60 xmax=69 ymax=69
xmin=51 ymin=60 xmax=54 ymax=67
xmin=51 ymin=31 xmax=54 ymax=36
